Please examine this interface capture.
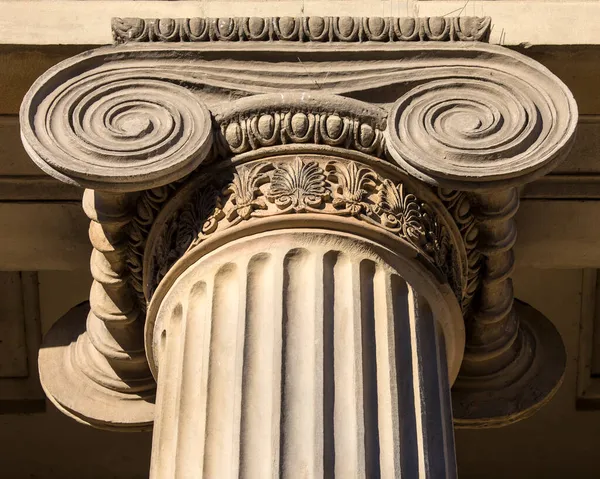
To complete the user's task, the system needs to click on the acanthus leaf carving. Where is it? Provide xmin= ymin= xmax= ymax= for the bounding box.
xmin=375 ymin=179 xmax=423 ymax=237
xmin=327 ymin=161 xmax=377 ymax=216
xmin=437 ymin=189 xmax=482 ymax=312
xmin=176 ymin=185 xmax=225 ymax=248
xmin=419 ymin=202 xmax=451 ymax=273
xmin=153 ymin=215 xmax=180 ymax=284
xmin=153 ymin=180 xmax=225 ymax=285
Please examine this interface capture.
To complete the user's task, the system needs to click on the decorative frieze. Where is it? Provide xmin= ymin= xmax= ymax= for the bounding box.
xmin=112 ymin=16 xmax=491 ymax=44
xmin=217 ymin=109 xmax=385 ymax=157
xmin=140 ymin=155 xmax=462 ymax=303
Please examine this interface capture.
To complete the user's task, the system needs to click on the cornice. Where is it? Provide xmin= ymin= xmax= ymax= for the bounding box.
xmin=112 ymin=16 xmax=491 ymax=44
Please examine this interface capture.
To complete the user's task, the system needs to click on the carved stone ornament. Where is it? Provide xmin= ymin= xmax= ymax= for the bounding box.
xmin=386 ymin=78 xmax=577 ymax=189
xmin=112 ymin=16 xmax=492 ymax=44
xmin=21 ymin=18 xmax=578 ymax=476
xmin=21 ymin=34 xmax=576 ymax=191
xmin=21 ymin=70 xmax=213 ymax=192
xmin=140 ymin=152 xmax=464 ymax=307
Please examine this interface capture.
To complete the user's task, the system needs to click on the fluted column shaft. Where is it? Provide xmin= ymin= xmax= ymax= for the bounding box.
xmin=148 ymin=230 xmax=461 ymax=478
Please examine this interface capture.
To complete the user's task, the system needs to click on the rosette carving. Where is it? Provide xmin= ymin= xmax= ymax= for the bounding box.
xmin=21 ymin=77 xmax=213 ymax=191
xmin=386 ymin=76 xmax=577 ymax=189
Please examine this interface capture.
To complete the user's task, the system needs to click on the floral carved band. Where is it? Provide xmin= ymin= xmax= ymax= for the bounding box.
xmin=139 ymin=154 xmax=468 ymax=309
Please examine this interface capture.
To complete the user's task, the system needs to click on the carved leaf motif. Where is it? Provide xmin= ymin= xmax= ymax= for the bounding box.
xmin=266 ymin=157 xmax=329 ymax=211
xmin=375 ymin=181 xmax=452 ymax=274
xmin=154 ymin=217 xmax=180 ymax=288
xmin=437 ymin=188 xmax=482 ymax=311
xmin=419 ymin=203 xmax=450 ymax=266
xmin=223 ymin=163 xmax=271 ymax=221
xmin=135 ymin=186 xmax=171 ymax=227
xmin=327 ymin=161 xmax=377 ymax=216
xmin=127 ymin=182 xmax=181 ymax=309
xmin=138 ymin=157 xmax=461 ymax=311
xmin=175 ymin=185 xmax=224 ymax=253
xmin=376 ymin=179 xmax=424 ymax=240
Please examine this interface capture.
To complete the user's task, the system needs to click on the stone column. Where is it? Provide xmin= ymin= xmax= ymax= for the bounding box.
xmin=20 ymin=17 xmax=578 ymax=477
xmin=147 ymin=228 xmax=462 ymax=478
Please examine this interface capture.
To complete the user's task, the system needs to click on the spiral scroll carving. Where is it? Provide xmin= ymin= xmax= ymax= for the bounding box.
xmin=386 ymin=76 xmax=575 ymax=189
xmin=22 ymin=77 xmax=213 ymax=192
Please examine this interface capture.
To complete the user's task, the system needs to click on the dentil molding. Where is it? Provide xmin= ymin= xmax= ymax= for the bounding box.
xmin=21 ymin=19 xmax=576 ymax=434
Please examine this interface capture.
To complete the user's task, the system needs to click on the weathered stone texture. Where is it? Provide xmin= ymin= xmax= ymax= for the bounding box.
xmin=18 ymin=17 xmax=578 ymax=477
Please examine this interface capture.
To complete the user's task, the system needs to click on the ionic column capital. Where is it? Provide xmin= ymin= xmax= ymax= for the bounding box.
xmin=21 ymin=23 xmax=577 ymax=435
